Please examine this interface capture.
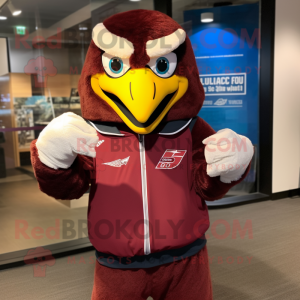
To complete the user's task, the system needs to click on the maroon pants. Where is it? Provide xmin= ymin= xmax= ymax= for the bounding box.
xmin=91 ymin=246 xmax=212 ymax=300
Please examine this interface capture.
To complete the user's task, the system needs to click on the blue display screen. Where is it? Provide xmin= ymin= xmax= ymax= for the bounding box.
xmin=184 ymin=3 xmax=259 ymax=145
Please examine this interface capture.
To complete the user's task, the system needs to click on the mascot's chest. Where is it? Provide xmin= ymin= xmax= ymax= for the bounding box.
xmin=87 ymin=119 xmax=208 ymax=256
xmin=94 ymin=129 xmax=192 ymax=187
xmin=87 ymin=119 xmax=194 ymax=190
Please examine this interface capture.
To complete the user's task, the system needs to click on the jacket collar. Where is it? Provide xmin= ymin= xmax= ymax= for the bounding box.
xmin=86 ymin=120 xmax=125 ymax=136
xmin=86 ymin=118 xmax=193 ymax=136
xmin=159 ymin=118 xmax=192 ymax=135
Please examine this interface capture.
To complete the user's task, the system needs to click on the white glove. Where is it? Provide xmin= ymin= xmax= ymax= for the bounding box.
xmin=203 ymin=129 xmax=254 ymax=183
xmin=36 ymin=112 xmax=99 ymax=169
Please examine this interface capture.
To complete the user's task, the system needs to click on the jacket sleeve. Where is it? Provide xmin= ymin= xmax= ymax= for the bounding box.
xmin=191 ymin=117 xmax=251 ymax=201
xmin=30 ymin=139 xmax=94 ymax=200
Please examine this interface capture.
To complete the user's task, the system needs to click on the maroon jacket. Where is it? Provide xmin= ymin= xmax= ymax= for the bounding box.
xmin=31 ymin=117 xmax=249 ymax=267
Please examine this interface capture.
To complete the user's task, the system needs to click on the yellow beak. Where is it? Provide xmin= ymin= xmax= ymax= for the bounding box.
xmin=91 ymin=68 xmax=188 ymax=134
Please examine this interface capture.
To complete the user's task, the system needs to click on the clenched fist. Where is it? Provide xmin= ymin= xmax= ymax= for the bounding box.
xmin=203 ymin=129 xmax=254 ymax=183
xmin=36 ymin=112 xmax=99 ymax=169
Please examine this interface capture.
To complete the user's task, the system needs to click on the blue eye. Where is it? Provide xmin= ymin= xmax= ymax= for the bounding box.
xmin=109 ymin=57 xmax=123 ymax=74
xmin=156 ymin=57 xmax=169 ymax=75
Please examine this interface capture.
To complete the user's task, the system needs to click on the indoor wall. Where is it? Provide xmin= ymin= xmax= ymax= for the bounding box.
xmin=273 ymin=0 xmax=300 ymax=193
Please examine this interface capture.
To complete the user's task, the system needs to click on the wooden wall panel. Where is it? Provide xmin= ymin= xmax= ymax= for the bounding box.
xmin=45 ymin=74 xmax=81 ymax=97
xmin=0 ymin=75 xmax=15 ymax=169
xmin=9 ymin=73 xmax=32 ymax=167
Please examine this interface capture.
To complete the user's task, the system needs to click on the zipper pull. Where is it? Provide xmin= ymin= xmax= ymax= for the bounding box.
xmin=139 ymin=134 xmax=143 ymax=143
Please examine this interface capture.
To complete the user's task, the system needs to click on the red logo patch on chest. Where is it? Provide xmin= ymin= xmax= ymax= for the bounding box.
xmin=155 ymin=150 xmax=187 ymax=169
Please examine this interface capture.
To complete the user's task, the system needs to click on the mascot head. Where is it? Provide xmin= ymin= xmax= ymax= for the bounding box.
xmin=78 ymin=9 xmax=204 ymax=134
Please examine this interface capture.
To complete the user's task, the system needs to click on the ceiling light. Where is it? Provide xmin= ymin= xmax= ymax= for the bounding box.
xmin=79 ymin=26 xmax=88 ymax=31
xmin=129 ymin=0 xmax=141 ymax=2
xmin=13 ymin=10 xmax=21 ymax=16
xmin=201 ymin=12 xmax=214 ymax=23
xmin=7 ymin=1 xmax=21 ymax=16
xmin=0 ymin=16 xmax=7 ymax=20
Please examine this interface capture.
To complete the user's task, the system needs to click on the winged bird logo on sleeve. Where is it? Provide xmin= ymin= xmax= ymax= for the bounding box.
xmin=102 ymin=156 xmax=130 ymax=167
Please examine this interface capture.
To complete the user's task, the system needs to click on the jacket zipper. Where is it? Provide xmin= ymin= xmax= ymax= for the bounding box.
xmin=138 ymin=134 xmax=151 ymax=255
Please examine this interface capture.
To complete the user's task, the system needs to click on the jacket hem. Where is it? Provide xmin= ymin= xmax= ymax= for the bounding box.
xmin=95 ymin=236 xmax=207 ymax=269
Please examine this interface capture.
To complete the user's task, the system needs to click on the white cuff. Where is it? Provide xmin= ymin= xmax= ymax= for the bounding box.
xmin=220 ymin=174 xmax=243 ymax=184
xmin=37 ymin=147 xmax=77 ymax=170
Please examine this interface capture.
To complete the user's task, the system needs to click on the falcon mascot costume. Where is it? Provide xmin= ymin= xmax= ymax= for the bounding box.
xmin=31 ymin=9 xmax=253 ymax=300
